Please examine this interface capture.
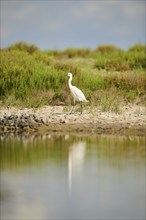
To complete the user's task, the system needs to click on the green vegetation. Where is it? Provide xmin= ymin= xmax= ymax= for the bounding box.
xmin=0 ymin=42 xmax=146 ymax=112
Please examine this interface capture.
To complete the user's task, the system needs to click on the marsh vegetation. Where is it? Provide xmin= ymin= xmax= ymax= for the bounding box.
xmin=0 ymin=42 xmax=145 ymax=112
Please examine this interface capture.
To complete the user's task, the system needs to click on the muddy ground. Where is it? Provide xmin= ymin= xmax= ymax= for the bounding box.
xmin=0 ymin=105 xmax=145 ymax=136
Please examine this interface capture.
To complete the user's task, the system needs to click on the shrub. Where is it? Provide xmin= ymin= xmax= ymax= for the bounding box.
xmin=0 ymin=50 xmax=66 ymax=103
xmin=96 ymin=45 xmax=121 ymax=54
xmin=128 ymin=44 xmax=146 ymax=53
xmin=63 ymin=48 xmax=91 ymax=58
xmin=7 ymin=41 xmax=39 ymax=54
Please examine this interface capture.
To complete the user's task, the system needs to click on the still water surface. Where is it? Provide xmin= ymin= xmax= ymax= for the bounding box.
xmin=0 ymin=134 xmax=145 ymax=219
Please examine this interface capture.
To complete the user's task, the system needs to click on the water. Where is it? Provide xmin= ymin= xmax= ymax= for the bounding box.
xmin=0 ymin=134 xmax=145 ymax=219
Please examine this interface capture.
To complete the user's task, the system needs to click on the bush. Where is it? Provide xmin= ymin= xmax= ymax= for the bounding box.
xmin=128 ymin=44 xmax=146 ymax=53
xmin=7 ymin=42 xmax=39 ymax=54
xmin=0 ymin=50 xmax=66 ymax=104
xmin=96 ymin=45 xmax=121 ymax=54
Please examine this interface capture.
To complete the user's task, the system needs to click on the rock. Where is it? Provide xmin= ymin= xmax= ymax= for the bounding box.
xmin=60 ymin=119 xmax=67 ymax=124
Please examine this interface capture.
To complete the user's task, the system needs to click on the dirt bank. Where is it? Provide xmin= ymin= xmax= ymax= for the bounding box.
xmin=0 ymin=105 xmax=145 ymax=136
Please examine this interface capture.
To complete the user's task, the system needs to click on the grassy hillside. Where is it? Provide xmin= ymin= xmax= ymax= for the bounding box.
xmin=0 ymin=42 xmax=146 ymax=112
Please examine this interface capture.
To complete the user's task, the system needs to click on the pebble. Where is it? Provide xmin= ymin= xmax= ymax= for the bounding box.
xmin=0 ymin=113 xmax=40 ymax=132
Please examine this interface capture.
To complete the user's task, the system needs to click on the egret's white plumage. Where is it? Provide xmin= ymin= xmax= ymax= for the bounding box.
xmin=67 ymin=72 xmax=88 ymax=114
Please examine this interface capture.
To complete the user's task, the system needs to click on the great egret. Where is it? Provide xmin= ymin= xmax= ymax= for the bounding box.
xmin=66 ymin=72 xmax=88 ymax=114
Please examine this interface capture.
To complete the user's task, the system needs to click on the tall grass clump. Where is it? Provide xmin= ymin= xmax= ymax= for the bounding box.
xmin=0 ymin=50 xmax=67 ymax=106
xmin=7 ymin=41 xmax=39 ymax=54
xmin=96 ymin=45 xmax=121 ymax=53
xmin=91 ymin=44 xmax=146 ymax=71
xmin=126 ymin=44 xmax=146 ymax=69
xmin=98 ymin=89 xmax=123 ymax=113
xmin=46 ymin=48 xmax=91 ymax=58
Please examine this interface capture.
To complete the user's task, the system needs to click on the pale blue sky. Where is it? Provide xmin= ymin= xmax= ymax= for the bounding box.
xmin=1 ymin=0 xmax=145 ymax=50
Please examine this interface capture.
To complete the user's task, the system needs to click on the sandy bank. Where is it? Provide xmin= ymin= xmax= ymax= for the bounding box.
xmin=0 ymin=105 xmax=145 ymax=136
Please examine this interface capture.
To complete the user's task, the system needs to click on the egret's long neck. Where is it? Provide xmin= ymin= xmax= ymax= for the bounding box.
xmin=68 ymin=76 xmax=72 ymax=89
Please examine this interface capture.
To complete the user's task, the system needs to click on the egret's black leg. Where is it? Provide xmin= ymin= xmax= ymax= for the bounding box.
xmin=80 ymin=102 xmax=83 ymax=114
xmin=70 ymin=99 xmax=76 ymax=114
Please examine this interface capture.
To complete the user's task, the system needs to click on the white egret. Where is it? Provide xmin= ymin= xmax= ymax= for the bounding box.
xmin=66 ymin=72 xmax=88 ymax=114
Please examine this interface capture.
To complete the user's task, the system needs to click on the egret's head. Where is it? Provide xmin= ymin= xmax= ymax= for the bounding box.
xmin=67 ymin=72 xmax=72 ymax=77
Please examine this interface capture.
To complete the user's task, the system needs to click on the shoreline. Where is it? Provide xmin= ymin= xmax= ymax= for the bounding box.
xmin=0 ymin=105 xmax=146 ymax=136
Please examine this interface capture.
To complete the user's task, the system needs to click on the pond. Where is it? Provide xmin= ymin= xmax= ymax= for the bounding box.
xmin=0 ymin=133 xmax=145 ymax=219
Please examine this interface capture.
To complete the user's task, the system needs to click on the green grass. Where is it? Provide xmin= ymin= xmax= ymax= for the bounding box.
xmin=0 ymin=42 xmax=146 ymax=112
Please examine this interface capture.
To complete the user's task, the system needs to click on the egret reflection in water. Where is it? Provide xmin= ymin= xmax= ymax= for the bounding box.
xmin=0 ymin=134 xmax=145 ymax=220
xmin=68 ymin=141 xmax=86 ymax=194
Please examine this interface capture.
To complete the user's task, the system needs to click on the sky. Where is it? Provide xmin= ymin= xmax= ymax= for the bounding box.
xmin=1 ymin=0 xmax=146 ymax=50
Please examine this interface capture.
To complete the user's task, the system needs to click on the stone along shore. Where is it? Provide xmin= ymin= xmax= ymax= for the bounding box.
xmin=0 ymin=105 xmax=145 ymax=136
